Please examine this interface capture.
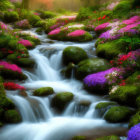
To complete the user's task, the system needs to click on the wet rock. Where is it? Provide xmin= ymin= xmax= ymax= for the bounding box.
xmin=19 ymin=90 xmax=28 ymax=97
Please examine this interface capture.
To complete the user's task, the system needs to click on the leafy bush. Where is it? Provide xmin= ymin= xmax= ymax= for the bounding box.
xmin=40 ymin=11 xmax=56 ymax=19
xmin=4 ymin=11 xmax=19 ymax=23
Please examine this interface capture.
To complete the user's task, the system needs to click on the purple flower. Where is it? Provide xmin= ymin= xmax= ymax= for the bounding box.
xmin=83 ymin=68 xmax=119 ymax=88
xmin=123 ymin=16 xmax=140 ymax=25
xmin=95 ymin=22 xmax=110 ymax=31
xmin=127 ymin=123 xmax=140 ymax=140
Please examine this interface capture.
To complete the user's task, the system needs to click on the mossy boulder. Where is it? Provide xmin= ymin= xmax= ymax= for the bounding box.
xmin=95 ymin=102 xmax=117 ymax=116
xmin=96 ymin=135 xmax=120 ymax=140
xmin=33 ymin=87 xmax=54 ymax=97
xmin=40 ymin=11 xmax=56 ymax=19
xmin=4 ymin=110 xmax=21 ymax=123
xmin=36 ymin=27 xmax=43 ymax=35
xmin=78 ymin=100 xmax=91 ymax=107
xmin=63 ymin=46 xmax=88 ymax=64
xmin=72 ymin=136 xmax=86 ymax=140
xmin=129 ymin=111 xmax=140 ymax=128
xmin=4 ymin=11 xmax=19 ymax=23
xmin=61 ymin=63 xmax=76 ymax=78
xmin=7 ymin=54 xmax=35 ymax=68
xmin=76 ymin=58 xmax=111 ymax=79
xmin=28 ymin=14 xmax=41 ymax=26
xmin=52 ymin=92 xmax=74 ymax=111
xmin=96 ymin=39 xmax=128 ymax=59
xmin=0 ymin=95 xmax=15 ymax=109
xmin=0 ymin=69 xmax=27 ymax=81
xmin=104 ymin=106 xmax=134 ymax=123
xmin=109 ymin=85 xmax=140 ymax=106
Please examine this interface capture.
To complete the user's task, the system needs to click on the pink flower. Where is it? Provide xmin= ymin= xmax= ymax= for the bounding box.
xmin=48 ymin=28 xmax=61 ymax=35
xmin=34 ymin=12 xmax=40 ymax=16
xmin=18 ymin=39 xmax=32 ymax=47
xmin=0 ymin=61 xmax=22 ymax=73
xmin=95 ymin=22 xmax=110 ymax=31
xmin=0 ymin=22 xmax=8 ymax=30
xmin=123 ymin=16 xmax=140 ymax=25
xmin=67 ymin=30 xmax=86 ymax=37
xmin=4 ymin=82 xmax=25 ymax=90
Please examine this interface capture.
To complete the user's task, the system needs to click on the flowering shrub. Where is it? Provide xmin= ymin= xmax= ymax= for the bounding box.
xmin=95 ymin=22 xmax=110 ymax=31
xmin=15 ymin=19 xmax=31 ymax=29
xmin=50 ymin=22 xmax=65 ymax=30
xmin=84 ymin=68 xmax=120 ymax=88
xmin=0 ymin=22 xmax=8 ymax=30
xmin=0 ymin=61 xmax=22 ymax=73
xmin=67 ymin=30 xmax=86 ymax=37
xmin=127 ymin=123 xmax=140 ymax=140
xmin=48 ymin=28 xmax=61 ymax=35
xmin=4 ymin=82 xmax=25 ymax=90
xmin=18 ymin=39 xmax=32 ymax=47
xmin=107 ymin=2 xmax=119 ymax=10
xmin=123 ymin=16 xmax=140 ymax=25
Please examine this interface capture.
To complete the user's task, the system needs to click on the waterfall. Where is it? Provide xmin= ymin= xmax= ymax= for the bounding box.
xmin=0 ymin=30 xmax=127 ymax=140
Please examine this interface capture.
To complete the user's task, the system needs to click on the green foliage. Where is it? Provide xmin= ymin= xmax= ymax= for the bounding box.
xmin=4 ymin=11 xmax=19 ymax=23
xmin=0 ymin=0 xmax=14 ymax=11
xmin=104 ymin=106 xmax=134 ymax=123
xmin=28 ymin=14 xmax=41 ymax=26
xmin=72 ymin=136 xmax=86 ymax=140
xmin=76 ymin=58 xmax=111 ymax=79
xmin=40 ymin=11 xmax=56 ymax=19
xmin=33 ymin=87 xmax=54 ymax=97
xmin=129 ymin=111 xmax=140 ymax=128
xmin=52 ymin=92 xmax=74 ymax=111
xmin=100 ymin=10 xmax=113 ymax=18
xmin=63 ymin=46 xmax=88 ymax=64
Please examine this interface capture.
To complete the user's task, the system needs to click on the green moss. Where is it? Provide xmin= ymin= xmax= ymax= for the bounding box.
xmin=61 ymin=63 xmax=76 ymax=78
xmin=28 ymin=14 xmax=41 ymax=26
xmin=96 ymin=39 xmax=128 ymax=59
xmin=0 ymin=95 xmax=15 ymax=109
xmin=129 ymin=111 xmax=140 ymax=128
xmin=40 ymin=11 xmax=56 ymax=19
xmin=52 ymin=92 xmax=74 ymax=111
xmin=76 ymin=58 xmax=111 ymax=79
xmin=95 ymin=102 xmax=117 ymax=110
xmin=72 ymin=136 xmax=86 ymax=140
xmin=100 ymin=10 xmax=113 ymax=18
xmin=4 ymin=11 xmax=19 ymax=23
xmin=63 ymin=46 xmax=88 ymax=64
xmin=0 ymin=77 xmax=5 ymax=95
xmin=33 ymin=87 xmax=54 ymax=97
xmin=104 ymin=106 xmax=134 ymax=123
xmin=0 ymin=0 xmax=14 ymax=11
xmin=96 ymin=135 xmax=120 ymax=140
xmin=110 ymin=85 xmax=140 ymax=106
xmin=36 ymin=28 xmax=43 ymax=34
xmin=4 ymin=110 xmax=21 ymax=123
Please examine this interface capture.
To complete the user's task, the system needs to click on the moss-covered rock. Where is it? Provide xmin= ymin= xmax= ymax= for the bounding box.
xmin=4 ymin=110 xmax=21 ymax=123
xmin=36 ymin=27 xmax=43 ymax=35
xmin=63 ymin=46 xmax=88 ymax=64
xmin=78 ymin=100 xmax=91 ymax=107
xmin=0 ymin=69 xmax=27 ymax=81
xmin=0 ymin=0 xmax=14 ymax=11
xmin=96 ymin=135 xmax=120 ymax=140
xmin=40 ymin=11 xmax=56 ymax=19
xmin=33 ymin=87 xmax=54 ymax=97
xmin=72 ymin=136 xmax=86 ymax=140
xmin=7 ymin=54 xmax=35 ymax=68
xmin=129 ymin=111 xmax=140 ymax=128
xmin=28 ymin=14 xmax=41 ymax=26
xmin=4 ymin=11 xmax=19 ymax=23
xmin=76 ymin=58 xmax=111 ymax=79
xmin=109 ymin=85 xmax=140 ymax=106
xmin=52 ymin=92 xmax=74 ymax=111
xmin=0 ymin=95 xmax=15 ymax=109
xmin=96 ymin=39 xmax=128 ymax=59
xmin=104 ymin=106 xmax=134 ymax=123
xmin=61 ymin=63 xmax=76 ymax=78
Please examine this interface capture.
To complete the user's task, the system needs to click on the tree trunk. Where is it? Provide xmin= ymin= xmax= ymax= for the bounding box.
xmin=21 ymin=0 xmax=29 ymax=9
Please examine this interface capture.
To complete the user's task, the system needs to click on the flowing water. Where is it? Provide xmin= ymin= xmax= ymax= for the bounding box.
xmin=0 ymin=29 xmax=127 ymax=140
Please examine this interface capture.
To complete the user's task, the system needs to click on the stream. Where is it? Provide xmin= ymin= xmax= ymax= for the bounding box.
xmin=0 ymin=29 xmax=127 ymax=140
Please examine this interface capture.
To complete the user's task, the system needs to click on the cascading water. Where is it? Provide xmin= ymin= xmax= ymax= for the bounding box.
xmin=0 ymin=30 xmax=127 ymax=140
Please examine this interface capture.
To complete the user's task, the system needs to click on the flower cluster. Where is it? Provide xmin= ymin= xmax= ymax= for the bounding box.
xmin=97 ymin=15 xmax=107 ymax=21
xmin=18 ymin=39 xmax=32 ymax=47
xmin=67 ymin=29 xmax=86 ymax=37
xmin=84 ymin=68 xmax=120 ymax=88
xmin=0 ymin=22 xmax=8 ymax=30
xmin=123 ymin=16 xmax=140 ymax=25
xmin=57 ymin=15 xmax=76 ymax=22
xmin=3 ymin=82 xmax=25 ymax=90
xmin=107 ymin=1 xmax=119 ymax=10
xmin=0 ymin=61 xmax=22 ymax=73
xmin=95 ymin=22 xmax=110 ymax=31
xmin=34 ymin=12 xmax=40 ymax=16
xmin=127 ymin=123 xmax=140 ymax=140
xmin=50 ymin=22 xmax=65 ymax=30
xmin=48 ymin=28 xmax=61 ymax=35
xmin=16 ymin=19 xmax=30 ymax=29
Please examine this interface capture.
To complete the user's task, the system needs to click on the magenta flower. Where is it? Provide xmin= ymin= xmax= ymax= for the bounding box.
xmin=84 ymin=68 xmax=120 ymax=88
xmin=0 ymin=61 xmax=22 ymax=73
xmin=0 ymin=22 xmax=8 ymax=30
xmin=95 ymin=22 xmax=110 ymax=31
xmin=48 ymin=28 xmax=61 ymax=35
xmin=67 ymin=30 xmax=86 ymax=37
xmin=127 ymin=123 xmax=140 ymax=140
xmin=18 ymin=39 xmax=32 ymax=47
xmin=123 ymin=16 xmax=140 ymax=25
